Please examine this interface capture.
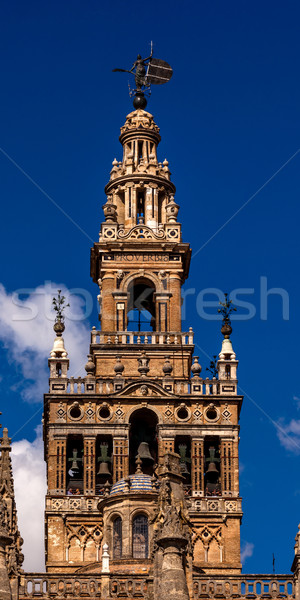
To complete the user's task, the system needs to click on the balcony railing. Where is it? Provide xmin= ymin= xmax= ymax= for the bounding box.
xmin=90 ymin=329 xmax=194 ymax=346
xmin=20 ymin=573 xmax=295 ymax=599
xmin=193 ymin=576 xmax=294 ymax=600
xmin=20 ymin=574 xmax=101 ymax=598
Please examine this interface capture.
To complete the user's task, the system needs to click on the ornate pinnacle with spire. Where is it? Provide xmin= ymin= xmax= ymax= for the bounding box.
xmin=50 ymin=290 xmax=69 ymax=360
xmin=218 ymin=294 xmax=237 ymax=363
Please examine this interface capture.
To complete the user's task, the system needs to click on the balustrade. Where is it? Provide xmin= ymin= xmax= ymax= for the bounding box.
xmin=20 ymin=575 xmax=101 ymax=598
xmin=20 ymin=573 xmax=295 ymax=599
xmin=91 ymin=329 xmax=194 ymax=346
xmin=193 ymin=576 xmax=294 ymax=600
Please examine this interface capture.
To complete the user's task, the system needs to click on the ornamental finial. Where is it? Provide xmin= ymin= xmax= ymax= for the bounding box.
xmin=52 ymin=290 xmax=70 ymax=336
xmin=218 ymin=293 xmax=236 ymax=339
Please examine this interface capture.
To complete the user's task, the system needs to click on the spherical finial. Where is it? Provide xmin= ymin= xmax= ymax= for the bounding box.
xmin=162 ymin=355 xmax=173 ymax=375
xmin=133 ymin=92 xmax=147 ymax=110
xmin=114 ymin=355 xmax=125 ymax=377
xmin=191 ymin=356 xmax=202 ymax=377
xmin=85 ymin=354 xmax=95 ymax=376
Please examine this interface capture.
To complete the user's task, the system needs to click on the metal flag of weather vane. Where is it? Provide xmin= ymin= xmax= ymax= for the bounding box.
xmin=112 ymin=42 xmax=173 ymax=109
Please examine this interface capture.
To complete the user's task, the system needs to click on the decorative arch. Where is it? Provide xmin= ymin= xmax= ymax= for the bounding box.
xmin=126 ymin=403 xmax=163 ymax=425
xmin=120 ymin=271 xmax=163 ymax=294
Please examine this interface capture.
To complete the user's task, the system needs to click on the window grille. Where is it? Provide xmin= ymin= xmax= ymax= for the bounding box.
xmin=132 ymin=515 xmax=148 ymax=559
xmin=113 ymin=517 xmax=122 ymax=559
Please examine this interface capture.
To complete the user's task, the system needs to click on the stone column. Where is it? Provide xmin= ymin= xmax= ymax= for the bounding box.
xmin=156 ymin=527 xmax=189 ymax=600
xmin=0 ymin=528 xmax=13 ymax=600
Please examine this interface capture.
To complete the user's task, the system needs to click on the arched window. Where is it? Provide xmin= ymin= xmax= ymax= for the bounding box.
xmin=113 ymin=517 xmax=122 ymax=559
xmin=132 ymin=514 xmax=148 ymax=559
xmin=127 ymin=279 xmax=156 ymax=332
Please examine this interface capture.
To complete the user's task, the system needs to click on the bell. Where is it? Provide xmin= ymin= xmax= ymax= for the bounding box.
xmin=137 ymin=442 xmax=154 ymax=462
xmin=70 ymin=449 xmax=80 ymax=472
xmin=206 ymin=461 xmax=219 ymax=475
xmin=97 ymin=462 xmax=111 ymax=477
xmin=180 ymin=460 xmax=190 ymax=475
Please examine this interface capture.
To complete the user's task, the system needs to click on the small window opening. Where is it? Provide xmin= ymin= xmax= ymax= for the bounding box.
xmin=113 ymin=517 xmax=122 ymax=559
xmin=137 ymin=193 xmax=145 ymax=223
xmin=56 ymin=362 xmax=62 ymax=377
xmin=132 ymin=515 xmax=149 ymax=559
xmin=138 ymin=141 xmax=143 ymax=161
xmin=225 ymin=364 xmax=231 ymax=379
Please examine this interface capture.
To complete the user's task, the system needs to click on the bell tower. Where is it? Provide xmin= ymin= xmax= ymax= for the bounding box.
xmin=43 ymin=104 xmax=243 ymax=582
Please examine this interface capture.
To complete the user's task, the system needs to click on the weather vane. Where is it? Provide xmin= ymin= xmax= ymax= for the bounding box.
xmin=112 ymin=42 xmax=173 ymax=109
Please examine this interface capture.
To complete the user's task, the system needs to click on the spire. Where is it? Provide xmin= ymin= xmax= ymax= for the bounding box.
xmin=0 ymin=426 xmax=24 ymax=593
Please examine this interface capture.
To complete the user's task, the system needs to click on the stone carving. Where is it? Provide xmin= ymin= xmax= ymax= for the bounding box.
xmin=222 ymin=403 xmax=232 ymax=422
xmin=56 ymin=402 xmax=66 ymax=421
xmin=103 ymin=195 xmax=117 ymax=222
xmin=137 ymin=351 xmax=150 ymax=377
xmin=118 ymin=225 xmax=165 ymax=240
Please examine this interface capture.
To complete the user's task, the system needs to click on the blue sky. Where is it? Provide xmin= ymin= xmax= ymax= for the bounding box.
xmin=0 ymin=0 xmax=299 ymax=573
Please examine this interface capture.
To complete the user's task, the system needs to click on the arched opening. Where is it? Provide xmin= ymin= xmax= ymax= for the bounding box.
xmin=113 ymin=517 xmax=122 ymax=559
xmin=132 ymin=514 xmax=148 ymax=559
xmin=129 ymin=408 xmax=158 ymax=475
xmin=127 ymin=278 xmax=156 ymax=332
xmin=96 ymin=435 xmax=113 ymax=495
xmin=204 ymin=436 xmax=221 ymax=497
xmin=66 ymin=435 xmax=84 ymax=494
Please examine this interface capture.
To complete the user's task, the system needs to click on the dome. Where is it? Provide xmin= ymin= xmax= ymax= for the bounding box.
xmin=110 ymin=474 xmax=153 ymax=496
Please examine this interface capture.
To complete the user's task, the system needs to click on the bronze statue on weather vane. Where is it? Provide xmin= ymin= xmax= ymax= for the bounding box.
xmin=113 ymin=44 xmax=173 ymax=109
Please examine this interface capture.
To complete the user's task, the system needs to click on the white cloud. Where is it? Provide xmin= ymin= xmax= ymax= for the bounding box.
xmin=11 ymin=427 xmax=46 ymax=572
xmin=277 ymin=418 xmax=300 ymax=454
xmin=0 ymin=282 xmax=91 ymax=402
xmin=241 ymin=541 xmax=254 ymax=564
xmin=0 ymin=282 xmax=92 ymax=571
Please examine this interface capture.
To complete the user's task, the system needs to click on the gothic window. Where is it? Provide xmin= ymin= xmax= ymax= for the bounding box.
xmin=113 ymin=517 xmax=122 ymax=559
xmin=132 ymin=514 xmax=148 ymax=559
